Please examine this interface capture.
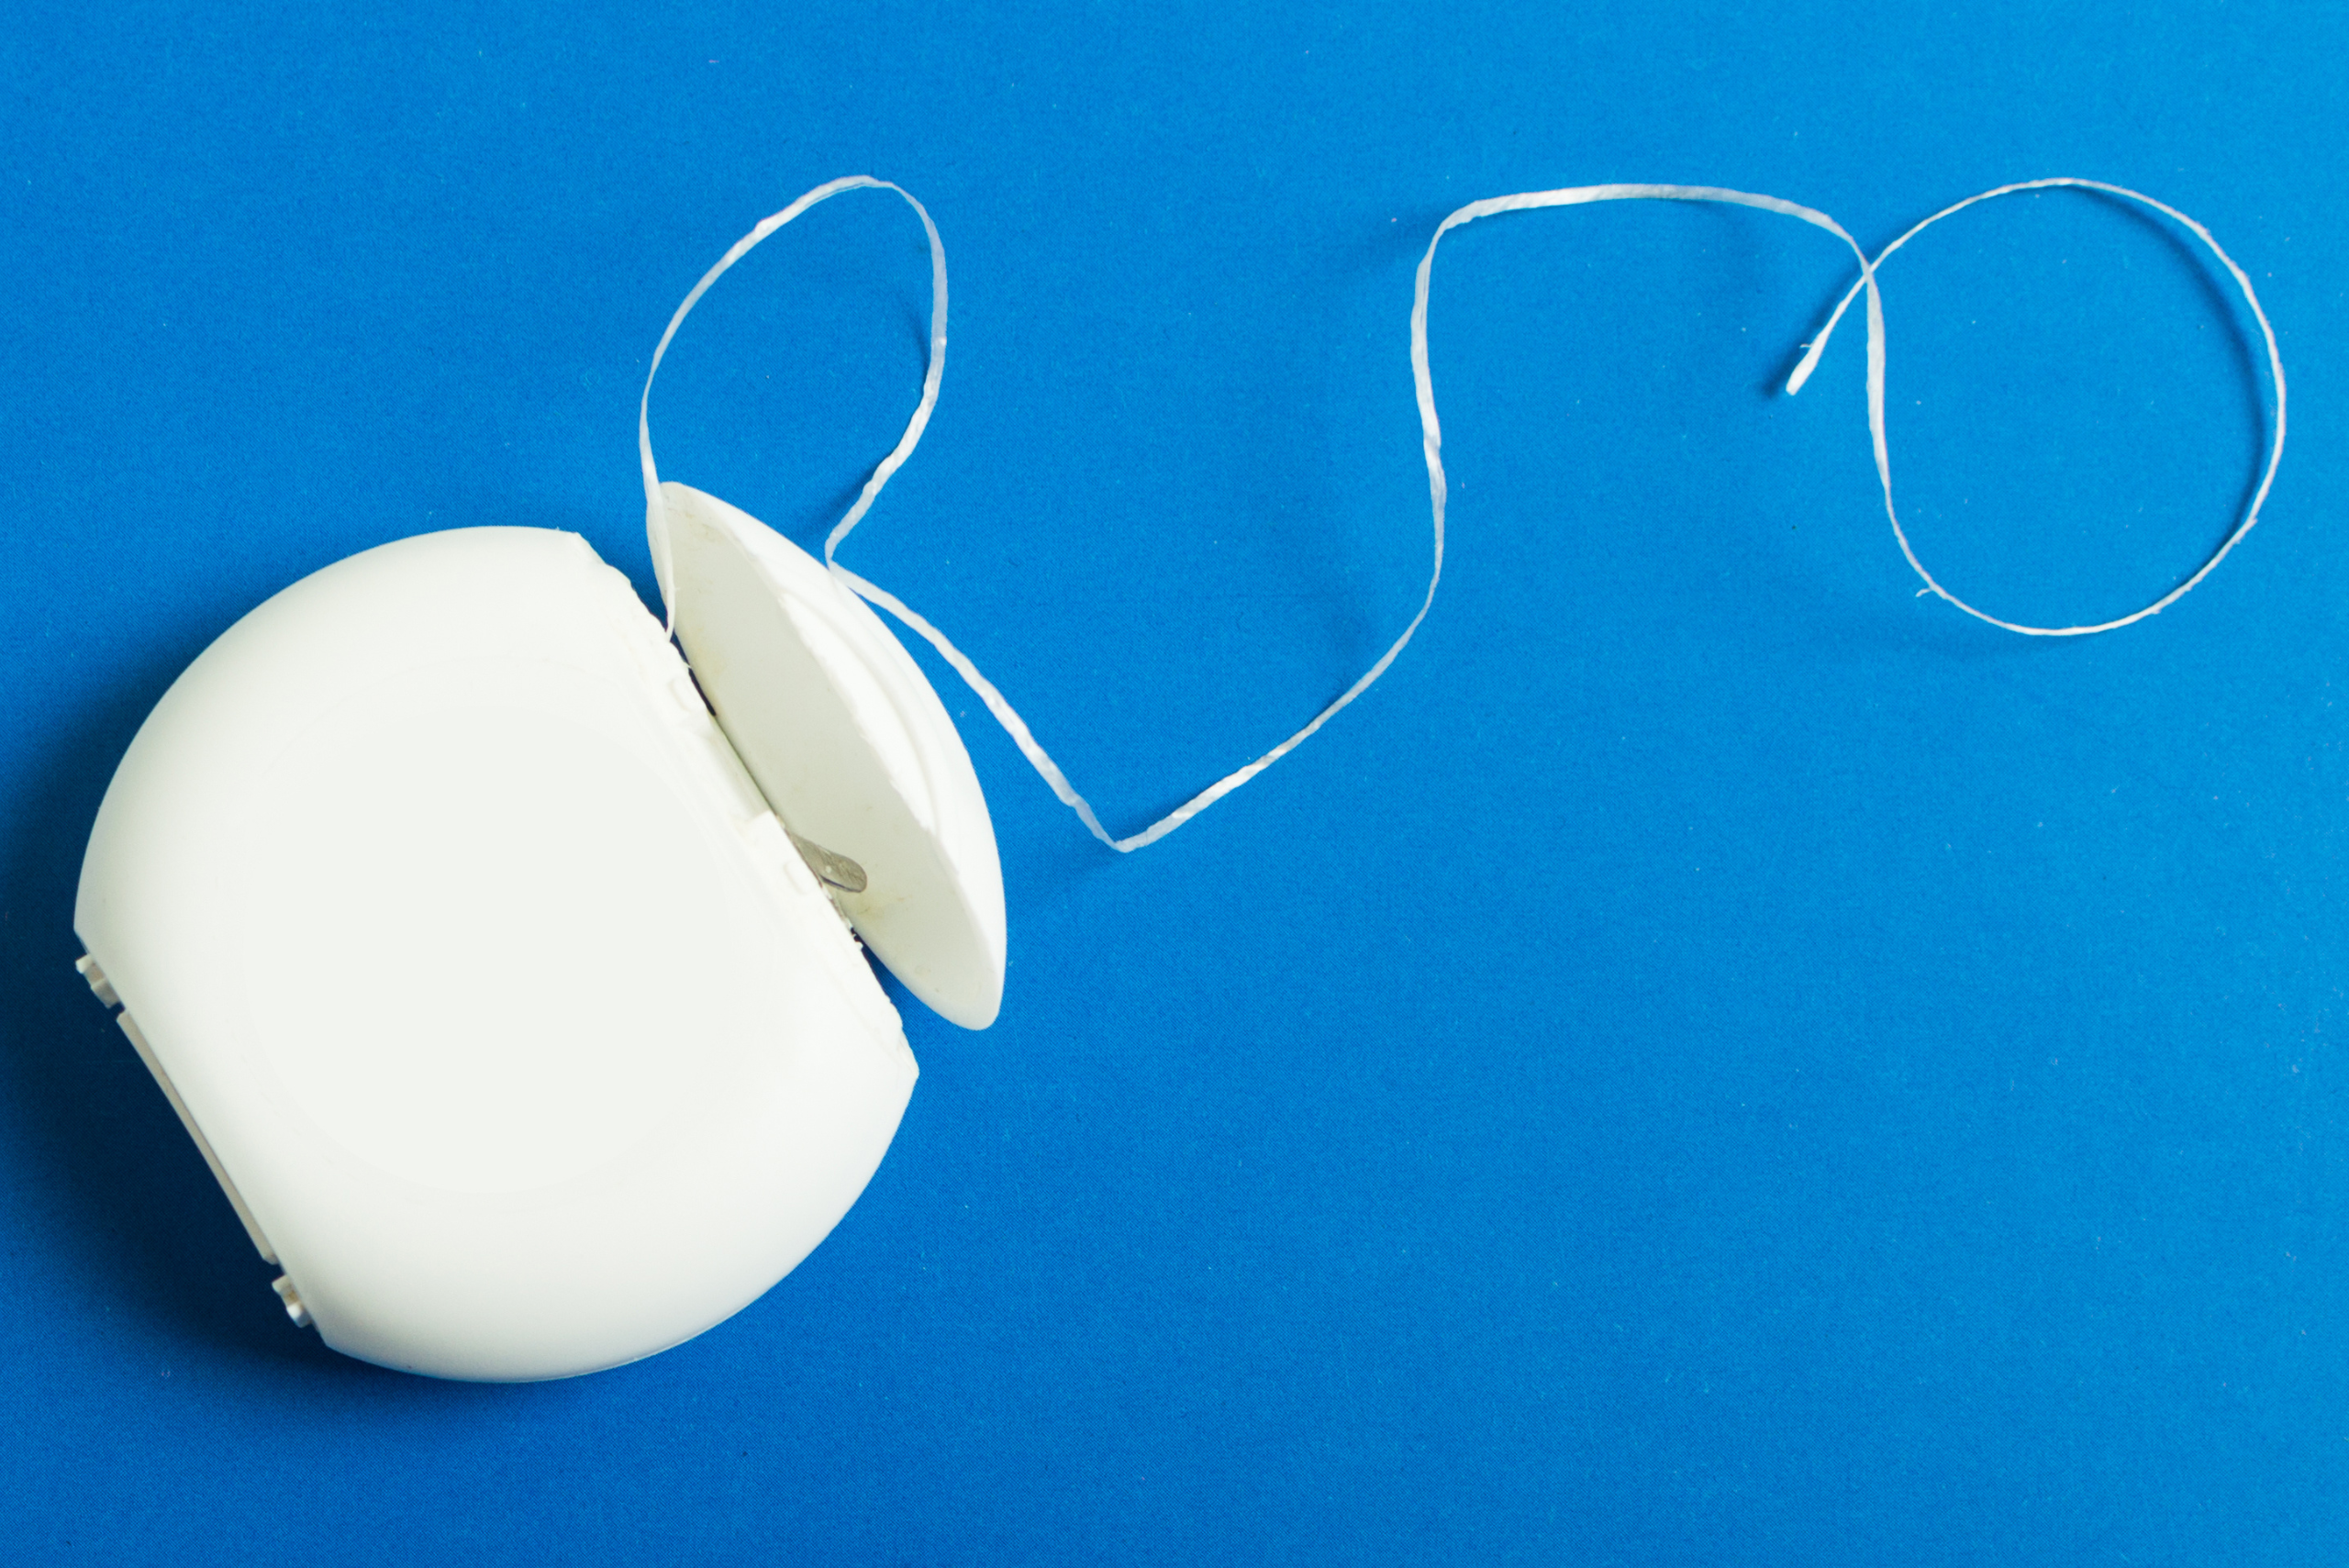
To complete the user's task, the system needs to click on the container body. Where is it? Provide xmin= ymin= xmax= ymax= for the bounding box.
xmin=75 ymin=528 xmax=916 ymax=1381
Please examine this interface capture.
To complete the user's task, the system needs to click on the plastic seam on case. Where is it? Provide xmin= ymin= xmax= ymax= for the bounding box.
xmin=113 ymin=1008 xmax=281 ymax=1265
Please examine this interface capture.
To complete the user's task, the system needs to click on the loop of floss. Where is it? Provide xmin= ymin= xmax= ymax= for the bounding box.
xmin=640 ymin=176 xmax=2289 ymax=851
xmin=1784 ymin=177 xmax=2288 ymax=636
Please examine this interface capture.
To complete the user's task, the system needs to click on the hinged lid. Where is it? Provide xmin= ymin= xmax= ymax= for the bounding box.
xmin=661 ymin=482 xmax=1007 ymax=1029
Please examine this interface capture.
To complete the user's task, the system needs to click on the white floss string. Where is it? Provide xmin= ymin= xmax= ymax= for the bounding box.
xmin=641 ymin=175 xmax=2288 ymax=851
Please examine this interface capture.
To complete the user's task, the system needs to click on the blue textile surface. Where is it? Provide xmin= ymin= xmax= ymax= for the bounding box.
xmin=1 ymin=3 xmax=2342 ymax=1562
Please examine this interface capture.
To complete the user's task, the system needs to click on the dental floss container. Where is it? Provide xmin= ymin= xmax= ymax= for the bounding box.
xmin=72 ymin=476 xmax=1005 ymax=1379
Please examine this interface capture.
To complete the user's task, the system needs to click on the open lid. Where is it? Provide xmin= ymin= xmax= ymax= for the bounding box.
xmin=661 ymin=483 xmax=1006 ymax=1029
xmin=634 ymin=178 xmax=1003 ymax=1028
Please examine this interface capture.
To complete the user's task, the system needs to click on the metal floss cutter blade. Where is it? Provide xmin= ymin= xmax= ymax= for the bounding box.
xmin=72 ymin=507 xmax=1006 ymax=1381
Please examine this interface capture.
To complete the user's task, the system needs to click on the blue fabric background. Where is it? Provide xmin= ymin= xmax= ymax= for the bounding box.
xmin=1 ymin=2 xmax=2341 ymax=1562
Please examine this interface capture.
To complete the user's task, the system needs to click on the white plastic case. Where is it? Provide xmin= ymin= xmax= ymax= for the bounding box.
xmin=72 ymin=502 xmax=1005 ymax=1381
